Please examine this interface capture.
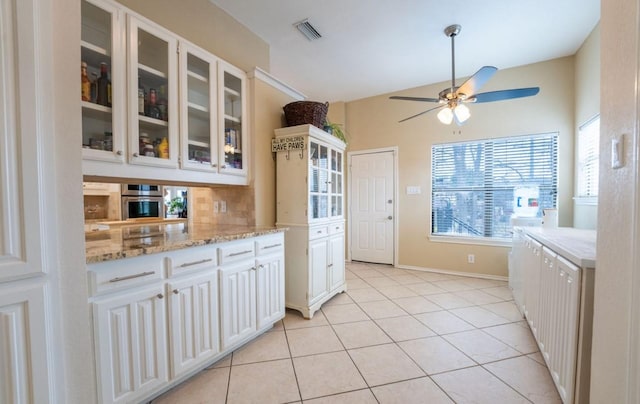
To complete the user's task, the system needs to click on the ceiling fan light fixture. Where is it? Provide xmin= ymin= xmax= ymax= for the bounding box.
xmin=453 ymin=103 xmax=470 ymax=124
xmin=437 ymin=107 xmax=454 ymax=125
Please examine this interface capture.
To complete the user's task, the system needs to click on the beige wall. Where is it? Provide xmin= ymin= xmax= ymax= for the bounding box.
xmin=115 ymin=0 xmax=269 ymax=73
xmin=250 ymin=77 xmax=300 ymax=226
xmin=344 ymin=58 xmax=575 ymax=277
xmin=574 ymin=23 xmax=600 ymax=230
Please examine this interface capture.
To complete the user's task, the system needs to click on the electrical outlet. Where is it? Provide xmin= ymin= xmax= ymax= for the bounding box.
xmin=213 ymin=201 xmax=219 ymax=213
xmin=220 ymin=200 xmax=227 ymax=213
xmin=467 ymin=254 xmax=475 ymax=264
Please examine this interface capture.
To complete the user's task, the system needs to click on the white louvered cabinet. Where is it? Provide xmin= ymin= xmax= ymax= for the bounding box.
xmin=517 ymin=229 xmax=595 ymax=404
xmin=93 ymin=284 xmax=169 ymax=404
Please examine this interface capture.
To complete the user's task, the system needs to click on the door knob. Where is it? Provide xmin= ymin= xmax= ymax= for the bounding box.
xmin=387 ymin=216 xmax=393 ymax=220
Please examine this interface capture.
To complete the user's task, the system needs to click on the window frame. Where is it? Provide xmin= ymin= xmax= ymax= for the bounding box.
xmin=575 ymin=115 xmax=600 ymax=205
xmin=429 ymin=133 xmax=559 ymax=244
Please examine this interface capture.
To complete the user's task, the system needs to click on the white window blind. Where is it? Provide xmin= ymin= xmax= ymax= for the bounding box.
xmin=432 ymin=133 xmax=558 ymax=238
xmin=577 ymin=116 xmax=600 ymax=197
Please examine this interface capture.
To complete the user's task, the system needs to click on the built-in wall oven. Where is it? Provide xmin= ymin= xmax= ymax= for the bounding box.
xmin=121 ymin=184 xmax=164 ymax=220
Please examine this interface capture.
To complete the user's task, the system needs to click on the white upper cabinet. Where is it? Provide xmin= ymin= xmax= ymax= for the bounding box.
xmin=80 ymin=0 xmax=249 ymax=185
xmin=127 ymin=15 xmax=178 ymax=168
xmin=81 ymin=0 xmax=126 ymax=162
xmin=218 ymin=61 xmax=247 ymax=177
xmin=179 ymin=41 xmax=219 ymax=172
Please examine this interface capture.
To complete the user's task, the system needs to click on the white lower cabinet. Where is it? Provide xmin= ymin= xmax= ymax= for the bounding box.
xmin=515 ymin=231 xmax=595 ymax=404
xmin=308 ymin=238 xmax=330 ymax=306
xmin=167 ymin=270 xmax=219 ymax=378
xmin=93 ymin=285 xmax=169 ymax=404
xmin=328 ymin=232 xmax=346 ymax=291
xmin=219 ymin=261 xmax=257 ymax=350
xmin=90 ymin=233 xmax=285 ymax=404
xmin=256 ymin=254 xmax=285 ymax=330
xmin=281 ymin=222 xmax=346 ymax=319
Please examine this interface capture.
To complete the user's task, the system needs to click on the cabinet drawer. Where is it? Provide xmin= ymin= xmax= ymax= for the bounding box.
xmin=255 ymin=234 xmax=284 ymax=255
xmin=166 ymin=245 xmax=218 ymax=277
xmin=309 ymin=225 xmax=329 ymax=240
xmin=88 ymin=254 xmax=164 ymax=297
xmin=328 ymin=222 xmax=345 ymax=235
xmin=219 ymin=241 xmax=255 ymax=264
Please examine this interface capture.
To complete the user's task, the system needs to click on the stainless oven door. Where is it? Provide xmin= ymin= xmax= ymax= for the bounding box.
xmin=121 ymin=184 xmax=163 ymax=197
xmin=122 ymin=196 xmax=164 ymax=220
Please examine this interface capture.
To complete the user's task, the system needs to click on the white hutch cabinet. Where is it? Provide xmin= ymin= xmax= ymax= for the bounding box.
xmin=274 ymin=124 xmax=347 ymax=318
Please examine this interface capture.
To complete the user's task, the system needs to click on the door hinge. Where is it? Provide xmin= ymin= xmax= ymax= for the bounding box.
xmin=305 ymin=248 xmax=308 ymax=256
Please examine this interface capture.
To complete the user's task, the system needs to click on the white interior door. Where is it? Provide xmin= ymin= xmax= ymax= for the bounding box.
xmin=349 ymin=151 xmax=395 ymax=264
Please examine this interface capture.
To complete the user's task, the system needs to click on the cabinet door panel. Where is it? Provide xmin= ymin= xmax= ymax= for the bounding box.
xmin=0 ymin=283 xmax=50 ymax=404
xmin=308 ymin=240 xmax=329 ymax=304
xmin=256 ymin=255 xmax=285 ymax=329
xmin=94 ymin=285 xmax=168 ymax=404
xmin=328 ymin=234 xmax=345 ymax=291
xmin=168 ymin=271 xmax=219 ymax=378
xmin=219 ymin=263 xmax=256 ymax=350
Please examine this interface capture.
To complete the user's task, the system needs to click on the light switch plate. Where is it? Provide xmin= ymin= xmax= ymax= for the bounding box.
xmin=612 ymin=134 xmax=624 ymax=169
xmin=213 ymin=201 xmax=219 ymax=213
xmin=220 ymin=200 xmax=227 ymax=213
xmin=406 ymin=186 xmax=421 ymax=195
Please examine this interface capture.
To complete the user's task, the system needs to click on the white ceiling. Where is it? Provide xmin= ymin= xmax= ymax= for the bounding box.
xmin=209 ymin=0 xmax=600 ymax=103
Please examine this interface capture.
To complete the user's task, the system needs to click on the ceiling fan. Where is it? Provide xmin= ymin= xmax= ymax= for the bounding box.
xmin=390 ymin=24 xmax=540 ymax=125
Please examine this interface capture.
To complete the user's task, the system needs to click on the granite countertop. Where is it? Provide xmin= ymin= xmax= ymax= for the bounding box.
xmin=85 ymin=222 xmax=286 ymax=264
xmin=522 ymin=227 xmax=596 ymax=268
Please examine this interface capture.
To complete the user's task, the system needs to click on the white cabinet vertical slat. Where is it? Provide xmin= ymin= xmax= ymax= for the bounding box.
xmin=0 ymin=305 xmax=27 ymax=404
xmin=0 ymin=284 xmax=51 ymax=404
xmin=329 ymin=233 xmax=345 ymax=291
xmin=168 ymin=270 xmax=219 ymax=378
xmin=94 ymin=285 xmax=168 ymax=404
xmin=219 ymin=263 xmax=256 ymax=350
xmin=256 ymin=255 xmax=285 ymax=330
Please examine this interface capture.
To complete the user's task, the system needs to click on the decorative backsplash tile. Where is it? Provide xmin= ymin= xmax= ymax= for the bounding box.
xmin=189 ymin=186 xmax=255 ymax=226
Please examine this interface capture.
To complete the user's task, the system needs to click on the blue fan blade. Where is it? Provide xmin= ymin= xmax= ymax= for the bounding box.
xmin=457 ymin=66 xmax=497 ymax=97
xmin=472 ymin=87 xmax=540 ymax=103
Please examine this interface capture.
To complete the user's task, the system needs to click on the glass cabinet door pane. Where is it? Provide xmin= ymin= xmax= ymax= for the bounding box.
xmin=136 ymin=28 xmax=170 ymax=160
xmin=319 ymin=196 xmax=328 ymax=218
xmin=222 ymin=70 xmax=243 ymax=170
xmin=335 ymin=151 xmax=342 ymax=173
xmin=319 ymin=145 xmax=328 ymax=169
xmin=310 ymin=195 xmax=319 ymax=219
xmin=310 ymin=142 xmax=319 ymax=167
xmin=310 ymin=167 xmax=319 ymax=193
xmin=185 ymin=51 xmax=213 ymax=166
xmin=319 ymin=169 xmax=328 ymax=193
xmin=81 ymin=0 xmax=122 ymax=160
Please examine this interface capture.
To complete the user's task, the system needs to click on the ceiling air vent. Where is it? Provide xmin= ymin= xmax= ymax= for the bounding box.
xmin=294 ymin=19 xmax=322 ymax=41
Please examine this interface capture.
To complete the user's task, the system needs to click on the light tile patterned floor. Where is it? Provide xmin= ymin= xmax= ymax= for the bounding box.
xmin=151 ymin=262 xmax=561 ymax=404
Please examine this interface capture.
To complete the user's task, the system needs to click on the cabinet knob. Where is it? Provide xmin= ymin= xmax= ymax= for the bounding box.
xmin=116 ymin=150 xmax=123 ymax=156
xmin=173 ymin=289 xmax=179 ymax=294
xmin=221 ymin=164 xmax=227 ymax=169
xmin=212 ymin=163 xmax=217 ymax=167
xmin=157 ymin=293 xmax=164 ymax=299
xmin=133 ymin=152 xmax=139 ymax=157
xmin=387 ymin=216 xmax=393 ymax=220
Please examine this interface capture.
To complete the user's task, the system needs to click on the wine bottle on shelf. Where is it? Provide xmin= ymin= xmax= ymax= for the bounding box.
xmin=146 ymin=88 xmax=161 ymax=119
xmin=158 ymin=84 xmax=168 ymax=121
xmin=90 ymin=72 xmax=98 ymax=103
xmin=138 ymin=78 xmax=145 ymax=115
xmin=81 ymin=62 xmax=91 ymax=101
xmin=96 ymin=62 xmax=112 ymax=107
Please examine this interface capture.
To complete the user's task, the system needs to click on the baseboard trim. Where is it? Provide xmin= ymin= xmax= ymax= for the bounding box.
xmin=391 ymin=264 xmax=508 ymax=282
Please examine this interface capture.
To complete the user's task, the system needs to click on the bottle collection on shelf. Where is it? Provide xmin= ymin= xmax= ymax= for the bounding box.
xmin=138 ymin=79 xmax=168 ymax=122
xmin=139 ymin=132 xmax=169 ymax=159
xmin=81 ymin=61 xmax=112 ymax=107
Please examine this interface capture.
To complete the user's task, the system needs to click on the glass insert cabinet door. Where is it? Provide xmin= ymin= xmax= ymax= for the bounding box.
xmin=179 ymin=42 xmax=218 ymax=172
xmin=218 ymin=61 xmax=247 ymax=175
xmin=127 ymin=15 xmax=178 ymax=168
xmin=80 ymin=0 xmax=125 ymax=162
xmin=331 ymin=149 xmax=343 ymax=217
xmin=309 ymin=141 xmax=327 ymax=219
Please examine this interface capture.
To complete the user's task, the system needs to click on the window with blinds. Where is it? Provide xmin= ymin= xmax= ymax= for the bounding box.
xmin=577 ymin=116 xmax=600 ymax=198
xmin=432 ymin=133 xmax=558 ymax=239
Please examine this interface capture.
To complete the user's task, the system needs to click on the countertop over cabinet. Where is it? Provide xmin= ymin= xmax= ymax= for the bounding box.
xmin=521 ymin=227 xmax=596 ymax=268
xmin=85 ymin=222 xmax=285 ymax=264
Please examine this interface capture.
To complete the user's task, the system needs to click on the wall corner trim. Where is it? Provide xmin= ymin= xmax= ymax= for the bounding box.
xmin=249 ymin=67 xmax=306 ymax=101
